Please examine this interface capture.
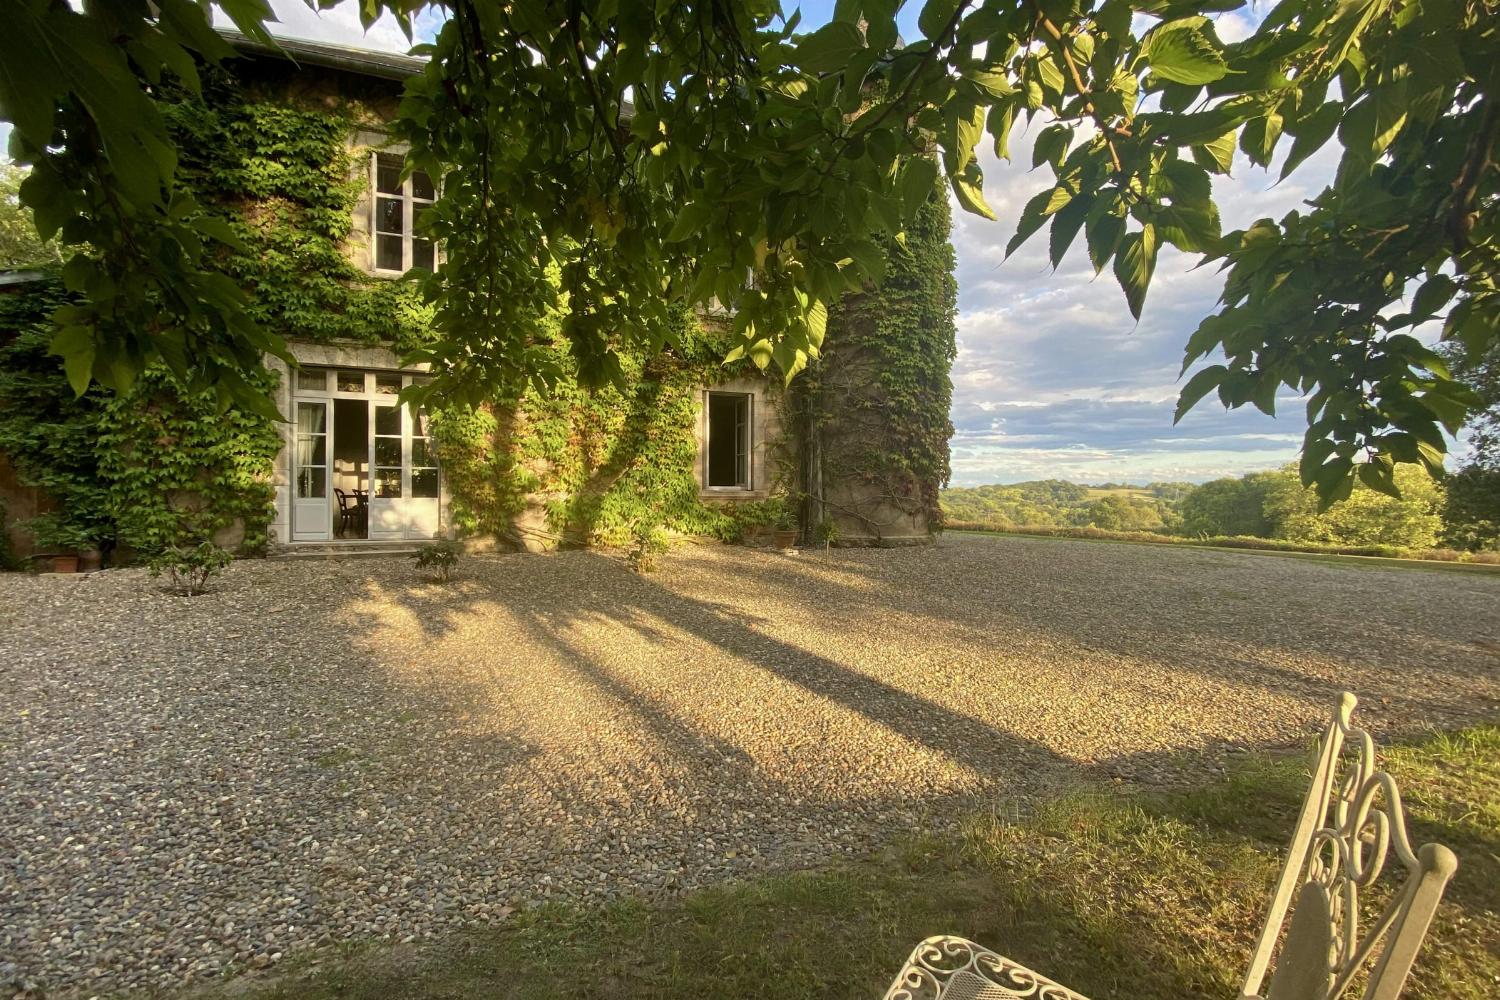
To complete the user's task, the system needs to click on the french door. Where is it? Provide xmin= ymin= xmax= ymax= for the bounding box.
xmin=367 ymin=399 xmax=440 ymax=540
xmin=289 ymin=369 xmax=440 ymax=542
xmin=292 ymin=399 xmax=331 ymax=541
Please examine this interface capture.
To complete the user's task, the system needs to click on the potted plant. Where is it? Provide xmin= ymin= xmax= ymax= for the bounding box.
xmin=772 ymin=505 xmax=798 ymax=548
xmin=27 ymin=514 xmax=95 ymax=574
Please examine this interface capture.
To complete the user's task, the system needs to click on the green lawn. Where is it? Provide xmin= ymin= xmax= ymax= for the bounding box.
xmin=184 ymin=726 xmax=1500 ymax=1000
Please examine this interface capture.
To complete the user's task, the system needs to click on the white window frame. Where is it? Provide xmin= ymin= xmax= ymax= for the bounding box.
xmin=703 ymin=390 xmax=753 ymax=492
xmin=370 ymin=151 xmax=437 ymax=275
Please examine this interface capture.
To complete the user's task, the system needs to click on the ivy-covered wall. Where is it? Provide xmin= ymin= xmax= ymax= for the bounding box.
xmin=794 ymin=187 xmax=958 ymax=544
xmin=0 ymin=52 xmax=958 ymax=560
xmin=430 ymin=312 xmax=783 ymax=553
xmin=0 ymin=278 xmax=282 ymax=559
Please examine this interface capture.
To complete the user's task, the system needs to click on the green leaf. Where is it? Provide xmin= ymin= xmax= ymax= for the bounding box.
xmin=1410 ymin=274 xmax=1457 ymax=322
xmin=794 ymin=20 xmax=865 ymax=74
xmin=665 ymin=200 xmax=711 ymax=243
xmin=1048 ymin=190 xmax=1092 ymax=267
xmin=1113 ymin=224 xmax=1159 ymax=319
xmin=1175 ymin=364 xmax=1227 ymax=423
xmin=1191 ymin=130 xmax=1236 ymax=174
xmin=1141 ymin=19 xmax=1228 ymax=86
xmin=900 ymin=157 xmax=939 ymax=216
xmin=1007 ymin=188 xmax=1056 ymax=257
xmin=949 ymin=101 xmax=985 ymax=174
xmin=918 ymin=0 xmax=961 ymax=41
xmin=952 ymin=169 xmax=996 ymax=220
xmin=987 ymin=98 xmax=1017 ymax=161
xmin=1357 ymin=458 xmax=1399 ymax=498
xmin=49 ymin=325 xmax=96 ymax=397
xmin=1085 ymin=207 xmax=1125 ymax=273
xmin=1032 ymin=124 xmax=1072 ymax=170
xmin=1280 ymin=101 xmax=1342 ymax=179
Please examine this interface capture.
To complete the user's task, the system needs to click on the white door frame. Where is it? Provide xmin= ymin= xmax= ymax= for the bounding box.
xmin=289 ymin=367 xmax=441 ymax=542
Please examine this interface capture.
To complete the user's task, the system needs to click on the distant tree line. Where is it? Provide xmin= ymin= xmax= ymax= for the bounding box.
xmin=942 ymin=463 xmax=1496 ymax=553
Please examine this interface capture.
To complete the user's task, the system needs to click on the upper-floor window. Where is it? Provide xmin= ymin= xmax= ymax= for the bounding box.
xmin=372 ymin=152 xmax=436 ymax=274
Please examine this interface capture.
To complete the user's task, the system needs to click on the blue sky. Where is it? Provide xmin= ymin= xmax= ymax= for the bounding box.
xmin=8 ymin=3 xmax=1354 ymax=485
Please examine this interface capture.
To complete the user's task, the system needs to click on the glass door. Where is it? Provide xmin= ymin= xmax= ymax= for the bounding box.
xmin=292 ymin=400 xmax=332 ymax=541
xmin=367 ymin=398 xmax=440 ymax=540
xmin=367 ymin=400 xmax=406 ymax=540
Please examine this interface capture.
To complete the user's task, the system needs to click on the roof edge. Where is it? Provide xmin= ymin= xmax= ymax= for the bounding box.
xmin=218 ymin=27 xmax=427 ymax=82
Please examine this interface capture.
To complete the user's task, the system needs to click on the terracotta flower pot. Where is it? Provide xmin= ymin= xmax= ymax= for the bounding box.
xmin=773 ymin=529 xmax=798 ymax=548
xmin=51 ymin=554 xmax=80 ymax=574
xmin=78 ymin=548 xmax=103 ymax=573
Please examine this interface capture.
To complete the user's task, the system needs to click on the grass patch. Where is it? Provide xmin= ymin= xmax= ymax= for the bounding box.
xmin=949 ymin=525 xmax=1500 ymax=574
xmin=183 ymin=726 xmax=1500 ymax=1000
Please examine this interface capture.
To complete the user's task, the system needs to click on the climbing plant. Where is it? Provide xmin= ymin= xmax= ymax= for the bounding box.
xmin=97 ymin=365 xmax=283 ymax=556
xmin=0 ymin=279 xmax=114 ymax=549
xmin=0 ymin=276 xmax=282 ymax=557
xmin=431 ymin=305 xmax=774 ymax=550
xmin=797 ymin=185 xmax=958 ymax=536
xmin=162 ymin=66 xmax=435 ymax=351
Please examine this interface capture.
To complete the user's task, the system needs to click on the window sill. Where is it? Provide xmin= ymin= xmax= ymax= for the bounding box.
xmin=700 ymin=487 xmax=761 ymax=499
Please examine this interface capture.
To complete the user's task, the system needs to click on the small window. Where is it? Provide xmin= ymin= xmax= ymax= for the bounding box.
xmin=295 ymin=368 xmax=327 ymax=392
xmin=375 ymin=373 xmax=403 ymax=395
xmin=705 ymin=392 xmax=751 ymax=490
xmin=336 ymin=370 xmax=366 ymax=393
xmin=372 ymin=152 xmax=437 ymax=274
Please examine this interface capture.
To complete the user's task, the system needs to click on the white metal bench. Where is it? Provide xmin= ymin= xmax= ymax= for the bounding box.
xmin=882 ymin=692 xmax=1458 ymax=1000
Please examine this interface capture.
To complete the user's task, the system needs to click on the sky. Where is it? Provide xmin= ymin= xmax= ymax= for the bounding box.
xmin=6 ymin=3 xmax=1357 ymax=486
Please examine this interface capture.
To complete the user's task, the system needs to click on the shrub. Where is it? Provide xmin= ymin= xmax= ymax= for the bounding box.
xmin=24 ymin=512 xmax=98 ymax=553
xmin=149 ymin=541 xmax=232 ymax=596
xmin=626 ymin=526 xmax=668 ymax=573
xmin=414 ymin=538 xmax=462 ymax=582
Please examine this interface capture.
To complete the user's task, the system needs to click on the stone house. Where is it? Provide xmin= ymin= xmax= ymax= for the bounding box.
xmin=0 ymin=31 xmax=955 ymax=560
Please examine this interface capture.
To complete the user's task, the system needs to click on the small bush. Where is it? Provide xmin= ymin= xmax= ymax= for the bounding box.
xmin=149 ymin=541 xmax=232 ymax=596
xmin=627 ymin=526 xmax=668 ymax=573
xmin=414 ymin=538 xmax=462 ymax=582
xmin=24 ymin=512 xmax=99 ymax=553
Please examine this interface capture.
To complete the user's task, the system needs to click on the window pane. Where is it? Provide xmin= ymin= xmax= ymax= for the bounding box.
xmin=411 ymin=238 xmax=435 ymax=271
xmin=411 ymin=438 xmax=431 ymax=468
xmin=296 ymin=436 xmax=327 ymax=468
xmin=374 ymin=405 xmax=401 ymax=436
xmin=412 ymin=468 xmax=438 ymax=498
xmin=375 ymin=468 xmax=402 ymax=498
xmin=376 ymin=154 xmax=403 ymax=195
xmin=375 ymin=437 xmax=402 ymax=466
xmin=296 ymin=402 xmax=326 ymax=434
xmin=296 ymin=368 xmax=327 ymax=392
xmin=376 ymin=234 xmax=403 ymax=271
xmin=297 ymin=467 xmax=327 ymax=499
xmin=376 ymin=197 xmax=403 ymax=235
xmin=706 ymin=393 xmax=751 ymax=488
xmin=336 ymin=371 xmax=365 ymax=393
xmin=410 ymin=170 xmax=435 ymax=201
xmin=375 ymin=373 xmax=402 ymax=395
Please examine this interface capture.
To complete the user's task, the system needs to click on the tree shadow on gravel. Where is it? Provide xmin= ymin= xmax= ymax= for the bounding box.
xmin=699 ymin=537 xmax=1500 ymax=741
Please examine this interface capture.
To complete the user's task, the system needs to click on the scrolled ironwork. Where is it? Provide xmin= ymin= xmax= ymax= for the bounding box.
xmin=882 ymin=935 xmax=1092 ymax=1000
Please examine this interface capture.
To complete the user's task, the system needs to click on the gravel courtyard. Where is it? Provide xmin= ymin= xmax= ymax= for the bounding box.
xmin=3 ymin=533 xmax=1498 ymax=995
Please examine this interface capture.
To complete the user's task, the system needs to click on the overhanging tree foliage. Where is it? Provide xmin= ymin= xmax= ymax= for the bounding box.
xmin=1 ymin=0 xmax=1496 ymax=503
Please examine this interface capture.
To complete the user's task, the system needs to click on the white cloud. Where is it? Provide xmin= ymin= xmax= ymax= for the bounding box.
xmin=945 ymin=108 xmax=1343 ymax=485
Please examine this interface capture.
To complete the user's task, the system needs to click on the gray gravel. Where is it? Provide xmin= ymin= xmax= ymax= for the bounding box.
xmin=2 ymin=534 xmax=1498 ymax=995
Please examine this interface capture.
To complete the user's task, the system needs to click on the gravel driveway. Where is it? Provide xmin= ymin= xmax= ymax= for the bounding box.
xmin=3 ymin=534 xmax=1498 ymax=995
